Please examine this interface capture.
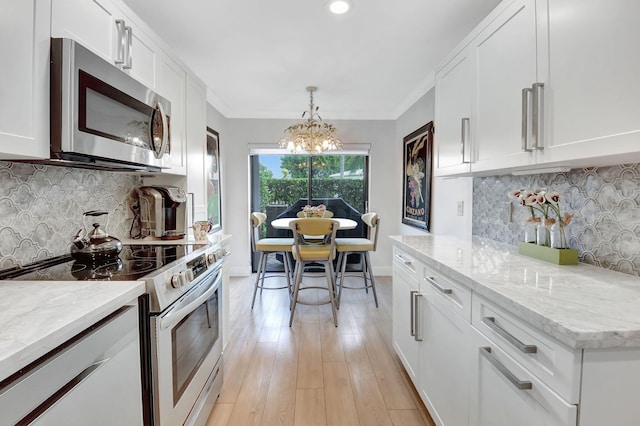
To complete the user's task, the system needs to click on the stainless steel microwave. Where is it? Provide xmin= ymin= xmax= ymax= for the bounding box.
xmin=50 ymin=38 xmax=171 ymax=172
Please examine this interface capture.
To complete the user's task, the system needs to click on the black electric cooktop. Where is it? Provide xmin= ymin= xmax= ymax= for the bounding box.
xmin=0 ymin=245 xmax=197 ymax=281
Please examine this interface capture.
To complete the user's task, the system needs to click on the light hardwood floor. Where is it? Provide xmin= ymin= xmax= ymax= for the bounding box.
xmin=206 ymin=272 xmax=435 ymax=426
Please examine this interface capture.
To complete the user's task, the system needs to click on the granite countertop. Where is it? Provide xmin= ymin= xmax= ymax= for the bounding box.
xmin=390 ymin=235 xmax=640 ymax=350
xmin=0 ymin=279 xmax=145 ymax=383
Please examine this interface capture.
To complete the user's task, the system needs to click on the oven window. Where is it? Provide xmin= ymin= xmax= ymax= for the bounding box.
xmin=171 ymin=288 xmax=219 ymax=405
xmin=78 ymin=70 xmax=153 ymax=148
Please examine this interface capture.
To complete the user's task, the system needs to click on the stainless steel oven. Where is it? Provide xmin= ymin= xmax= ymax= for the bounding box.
xmin=149 ymin=261 xmax=223 ymax=426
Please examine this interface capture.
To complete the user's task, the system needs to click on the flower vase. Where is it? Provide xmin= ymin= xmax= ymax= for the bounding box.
xmin=550 ymin=222 xmax=568 ymax=249
xmin=521 ymin=222 xmax=537 ymax=243
xmin=536 ymin=222 xmax=550 ymax=246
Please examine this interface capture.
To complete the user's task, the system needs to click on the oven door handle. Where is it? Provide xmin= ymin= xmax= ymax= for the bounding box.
xmin=160 ymin=278 xmax=219 ymax=330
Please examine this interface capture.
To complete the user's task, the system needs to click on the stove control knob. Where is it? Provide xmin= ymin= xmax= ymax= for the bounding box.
xmin=170 ymin=274 xmax=182 ymax=288
xmin=179 ymin=270 xmax=191 ymax=286
xmin=207 ymin=253 xmax=217 ymax=264
xmin=186 ymin=269 xmax=194 ymax=282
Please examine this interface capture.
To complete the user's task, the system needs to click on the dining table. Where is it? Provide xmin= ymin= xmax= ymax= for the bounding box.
xmin=270 ymin=217 xmax=358 ymax=230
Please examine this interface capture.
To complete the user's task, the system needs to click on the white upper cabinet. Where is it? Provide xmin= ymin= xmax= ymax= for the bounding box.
xmin=0 ymin=0 xmax=51 ymax=160
xmin=185 ymin=75 xmax=208 ymax=220
xmin=541 ymin=0 xmax=640 ymax=167
xmin=156 ymin=52 xmax=187 ymax=175
xmin=51 ymin=0 xmax=157 ymax=88
xmin=435 ymin=0 xmax=640 ymax=176
xmin=471 ymin=0 xmax=540 ymax=173
xmin=434 ymin=47 xmax=473 ymax=176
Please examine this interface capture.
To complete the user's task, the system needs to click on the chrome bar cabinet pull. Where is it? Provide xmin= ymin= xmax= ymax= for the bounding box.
xmin=531 ymin=82 xmax=544 ymax=150
xmin=414 ymin=293 xmax=423 ymax=342
xmin=424 ymin=276 xmax=453 ymax=294
xmin=461 ymin=117 xmax=471 ymax=164
xmin=521 ymin=87 xmax=533 ymax=152
xmin=115 ymin=19 xmax=126 ymax=64
xmin=481 ymin=316 xmax=537 ymax=353
xmin=410 ymin=290 xmax=417 ymax=336
xmin=480 ymin=347 xmax=532 ymax=390
xmin=123 ymin=26 xmax=133 ymax=69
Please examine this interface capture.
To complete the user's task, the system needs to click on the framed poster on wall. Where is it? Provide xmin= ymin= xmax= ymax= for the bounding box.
xmin=402 ymin=121 xmax=433 ymax=231
xmin=206 ymin=127 xmax=222 ymax=233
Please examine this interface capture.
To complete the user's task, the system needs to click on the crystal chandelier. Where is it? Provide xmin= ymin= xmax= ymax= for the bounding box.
xmin=279 ymin=86 xmax=343 ymax=154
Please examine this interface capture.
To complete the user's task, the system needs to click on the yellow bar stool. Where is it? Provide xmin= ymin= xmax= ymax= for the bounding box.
xmin=250 ymin=212 xmax=294 ymax=309
xmin=335 ymin=212 xmax=380 ymax=308
xmin=289 ymin=218 xmax=340 ymax=327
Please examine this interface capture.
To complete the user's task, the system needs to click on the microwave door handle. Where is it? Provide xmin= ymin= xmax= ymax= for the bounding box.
xmin=160 ymin=278 xmax=219 ymax=330
xmin=153 ymin=101 xmax=169 ymax=159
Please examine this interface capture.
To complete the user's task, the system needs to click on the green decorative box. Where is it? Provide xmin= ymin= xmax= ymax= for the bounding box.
xmin=518 ymin=242 xmax=579 ymax=265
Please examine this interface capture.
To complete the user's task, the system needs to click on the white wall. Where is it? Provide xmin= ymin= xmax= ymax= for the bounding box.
xmin=209 ymin=86 xmax=473 ymax=277
xmin=395 ymin=88 xmax=473 ymax=238
xmin=211 ymin=114 xmax=395 ymax=276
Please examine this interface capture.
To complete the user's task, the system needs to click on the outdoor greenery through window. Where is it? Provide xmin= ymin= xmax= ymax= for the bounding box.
xmin=257 ymin=154 xmax=367 ymax=213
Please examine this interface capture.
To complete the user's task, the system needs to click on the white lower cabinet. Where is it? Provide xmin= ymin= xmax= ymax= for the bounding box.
xmin=392 ymin=250 xmax=421 ymax=383
xmin=419 ymin=289 xmax=472 ymax=426
xmin=469 ymin=326 xmax=577 ymax=426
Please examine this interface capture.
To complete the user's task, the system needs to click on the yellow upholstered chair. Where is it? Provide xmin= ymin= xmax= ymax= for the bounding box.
xmin=334 ymin=212 xmax=380 ymax=308
xmin=250 ymin=212 xmax=294 ymax=309
xmin=289 ymin=218 xmax=340 ymax=327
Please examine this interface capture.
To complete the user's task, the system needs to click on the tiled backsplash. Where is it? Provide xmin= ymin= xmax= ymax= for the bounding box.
xmin=473 ymin=164 xmax=640 ymax=276
xmin=0 ymin=161 xmax=141 ymax=269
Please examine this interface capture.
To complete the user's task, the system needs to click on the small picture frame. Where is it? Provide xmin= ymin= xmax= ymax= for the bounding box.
xmin=402 ymin=122 xmax=433 ymax=231
xmin=206 ymin=127 xmax=222 ymax=233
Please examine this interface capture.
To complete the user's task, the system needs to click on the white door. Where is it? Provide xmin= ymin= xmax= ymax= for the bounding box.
xmin=434 ymin=47 xmax=473 ymax=177
xmin=541 ymin=0 xmax=640 ymax=166
xmin=392 ymin=261 xmax=420 ymax=383
xmin=472 ymin=0 xmax=539 ymax=172
xmin=419 ymin=293 xmax=472 ymax=426
xmin=0 ymin=0 xmax=50 ymax=160
xmin=469 ymin=327 xmax=577 ymax=426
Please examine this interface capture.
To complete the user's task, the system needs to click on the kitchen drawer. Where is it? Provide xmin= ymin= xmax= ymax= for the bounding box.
xmin=470 ymin=326 xmax=578 ymax=426
xmin=393 ymin=248 xmax=421 ymax=281
xmin=472 ymin=295 xmax=581 ymax=403
xmin=421 ymin=262 xmax=472 ymax=322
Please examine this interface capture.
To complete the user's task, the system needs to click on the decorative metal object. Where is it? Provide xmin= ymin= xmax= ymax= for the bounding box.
xmin=279 ymin=86 xmax=343 ymax=154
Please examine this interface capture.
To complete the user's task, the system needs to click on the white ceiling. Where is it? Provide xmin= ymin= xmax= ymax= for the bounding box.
xmin=122 ymin=0 xmax=501 ymax=120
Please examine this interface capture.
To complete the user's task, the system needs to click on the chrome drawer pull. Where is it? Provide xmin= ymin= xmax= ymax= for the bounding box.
xmin=480 ymin=347 xmax=532 ymax=390
xmin=481 ymin=316 xmax=537 ymax=354
xmin=394 ymin=254 xmax=412 ymax=266
xmin=424 ymin=276 xmax=452 ymax=294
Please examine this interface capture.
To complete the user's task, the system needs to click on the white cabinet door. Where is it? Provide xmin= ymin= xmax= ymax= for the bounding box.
xmin=51 ymin=0 xmax=115 ymax=62
xmin=392 ymin=257 xmax=420 ymax=383
xmin=469 ymin=327 xmax=577 ymax=426
xmin=52 ymin=0 xmax=157 ymax=88
xmin=418 ymin=293 xmax=472 ymax=426
xmin=541 ymin=0 xmax=640 ymax=166
xmin=434 ymin=47 xmax=473 ymax=177
xmin=0 ymin=0 xmax=50 ymax=160
xmin=156 ymin=52 xmax=187 ymax=176
xmin=472 ymin=0 xmax=539 ymax=172
xmin=185 ymin=75 xmax=208 ymax=220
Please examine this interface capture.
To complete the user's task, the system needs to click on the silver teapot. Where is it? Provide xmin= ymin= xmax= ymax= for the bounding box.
xmin=70 ymin=211 xmax=123 ymax=263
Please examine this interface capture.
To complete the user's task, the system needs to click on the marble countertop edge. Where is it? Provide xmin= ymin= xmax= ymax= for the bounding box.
xmin=389 ymin=235 xmax=640 ymax=350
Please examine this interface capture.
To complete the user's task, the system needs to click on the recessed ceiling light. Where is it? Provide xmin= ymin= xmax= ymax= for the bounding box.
xmin=329 ymin=0 xmax=351 ymax=15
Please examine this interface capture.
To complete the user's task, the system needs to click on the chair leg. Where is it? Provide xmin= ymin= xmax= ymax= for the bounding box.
xmin=251 ymin=251 xmax=267 ymax=309
xmin=325 ymin=260 xmax=338 ymax=327
xmin=289 ymin=260 xmax=303 ymax=326
xmin=283 ymin=251 xmax=292 ymax=296
xmin=337 ymin=251 xmax=348 ymax=309
xmin=365 ymin=251 xmax=378 ymax=308
xmin=361 ymin=253 xmax=369 ymax=294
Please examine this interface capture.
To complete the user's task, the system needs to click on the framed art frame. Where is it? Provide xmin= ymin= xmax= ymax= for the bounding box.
xmin=206 ymin=127 xmax=222 ymax=233
xmin=402 ymin=121 xmax=433 ymax=231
